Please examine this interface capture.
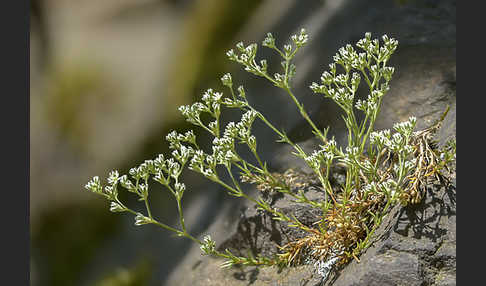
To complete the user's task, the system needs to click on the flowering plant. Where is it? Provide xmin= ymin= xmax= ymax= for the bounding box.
xmin=85 ymin=29 xmax=455 ymax=277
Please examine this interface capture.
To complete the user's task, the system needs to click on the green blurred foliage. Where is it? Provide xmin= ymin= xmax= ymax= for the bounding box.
xmin=32 ymin=1 xmax=264 ymax=285
xmin=43 ymin=60 xmax=117 ymax=154
xmin=31 ymin=199 xmax=121 ymax=286
xmin=165 ymin=0 xmax=263 ymax=119
xmin=94 ymin=259 xmax=152 ymax=286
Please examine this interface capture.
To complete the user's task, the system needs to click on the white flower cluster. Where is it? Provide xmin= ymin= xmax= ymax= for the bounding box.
xmin=290 ymin=28 xmax=309 ymax=47
xmin=179 ymin=89 xmax=225 ymax=135
xmin=333 ymin=44 xmax=365 ymax=72
xmin=355 ymin=84 xmax=389 ymax=116
xmin=340 ymin=146 xmax=360 ymax=166
xmin=311 ymin=69 xmax=360 ymax=110
xmin=129 ymin=160 xmax=156 ymax=180
xmin=107 ymin=170 xmax=119 ymax=185
xmin=97 ymin=150 xmax=191 ymax=205
xmin=188 ymin=150 xmax=216 ymax=179
xmin=226 ymin=42 xmax=266 ymax=76
xmin=173 ymin=182 xmax=186 ymax=200
xmin=85 ymin=171 xmax=121 ymax=201
xmin=356 ymin=33 xmax=398 ymax=65
xmin=85 ymin=176 xmax=102 ymax=194
xmin=166 ymin=130 xmax=197 ymax=150
xmin=367 ymin=116 xmax=418 ymax=195
xmin=263 ymin=28 xmax=309 ymax=52
xmin=211 ymin=136 xmax=239 ymax=168
xmin=223 ymin=112 xmax=258 ymax=151
xmin=220 ymin=73 xmax=232 ymax=87
xmin=340 ymin=146 xmax=378 ymax=174
xmin=369 ymin=117 xmax=416 ymax=153
xmin=362 ymin=178 xmax=399 ymax=198
xmin=262 ymin=33 xmax=276 ymax=48
xmin=228 ymin=29 xmax=308 ymax=82
xmin=171 ymin=145 xmax=193 ymax=165
xmin=153 ymin=157 xmax=182 ymax=185
xmin=118 ymin=174 xmax=134 ymax=190
xmin=310 ymin=33 xmax=398 ymax=117
xmin=333 ymin=87 xmax=354 ymax=108
xmin=200 ymin=235 xmax=216 ymax=255
xmin=178 ymin=103 xmax=205 ymax=125
xmin=101 ymin=150 xmax=193 ymax=221
xmin=134 ymin=213 xmax=152 ymax=226
xmin=109 ymin=201 xmax=125 ymax=212
xmin=393 ymin=116 xmax=416 ymax=138
xmin=188 ymin=109 xmax=259 ymax=176
xmin=370 ymin=129 xmax=391 ymax=148
xmin=304 ymin=140 xmax=336 ymax=172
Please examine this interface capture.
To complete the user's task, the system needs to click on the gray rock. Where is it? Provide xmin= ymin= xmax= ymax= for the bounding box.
xmin=325 ymin=179 xmax=456 ymax=286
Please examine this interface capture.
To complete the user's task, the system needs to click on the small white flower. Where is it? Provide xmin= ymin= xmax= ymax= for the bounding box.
xmin=107 ymin=170 xmax=119 ymax=185
xmin=134 ymin=213 xmax=152 ymax=226
xmin=174 ymin=182 xmax=186 ymax=195
xmin=85 ymin=176 xmax=102 ymax=193
xmin=139 ymin=183 xmax=148 ymax=194
xmin=262 ymin=33 xmax=275 ymax=47
xmin=221 ymin=73 xmax=232 ymax=87
xmin=226 ymin=49 xmax=236 ymax=59
xmin=274 ymin=73 xmax=284 ymax=82
xmin=119 ymin=175 xmax=134 ymax=189
xmin=201 ymin=168 xmax=214 ymax=178
xmin=154 ymin=171 xmax=167 ymax=185
xmin=109 ymin=201 xmax=125 ymax=213
xmin=200 ymin=235 xmax=216 ymax=255
xmin=310 ymin=82 xmax=322 ymax=93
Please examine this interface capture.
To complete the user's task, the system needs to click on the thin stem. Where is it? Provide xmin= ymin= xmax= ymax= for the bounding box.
xmin=250 ymin=147 xmax=265 ymax=172
xmin=144 ymin=199 xmax=153 ymax=219
xmin=216 ymin=166 xmax=315 ymax=233
xmin=176 ymin=199 xmax=187 ymax=233
xmin=143 ymin=178 xmax=153 ymax=219
xmin=283 ymin=86 xmax=328 ymax=143
xmin=250 ymin=106 xmax=308 ymax=159
xmin=360 ymin=95 xmax=384 ymax=153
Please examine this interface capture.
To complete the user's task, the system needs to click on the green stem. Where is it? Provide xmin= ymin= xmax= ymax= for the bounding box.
xmin=216 ymin=167 xmax=313 ymax=232
xmin=284 ymin=86 xmax=327 ymax=143
xmin=143 ymin=178 xmax=153 ymax=219
xmin=144 ymin=199 xmax=152 ymax=219
xmin=360 ymin=95 xmax=383 ymax=153
xmin=250 ymin=106 xmax=307 ymax=159
xmin=176 ymin=199 xmax=187 ymax=233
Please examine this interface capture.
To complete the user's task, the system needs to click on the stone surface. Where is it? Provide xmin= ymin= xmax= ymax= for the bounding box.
xmin=325 ymin=179 xmax=456 ymax=286
xmin=167 ymin=156 xmax=456 ymax=286
xmin=165 ymin=192 xmax=325 ymax=286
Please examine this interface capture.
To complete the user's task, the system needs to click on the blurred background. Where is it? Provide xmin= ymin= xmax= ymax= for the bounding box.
xmin=30 ymin=0 xmax=455 ymax=285
xmin=31 ymin=0 xmax=257 ymax=284
xmin=30 ymin=0 xmax=284 ymax=285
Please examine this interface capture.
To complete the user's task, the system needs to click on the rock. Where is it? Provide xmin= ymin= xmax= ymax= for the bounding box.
xmin=167 ymin=157 xmax=456 ymax=286
xmin=165 ymin=178 xmax=327 ymax=286
xmin=324 ymin=179 xmax=456 ymax=286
